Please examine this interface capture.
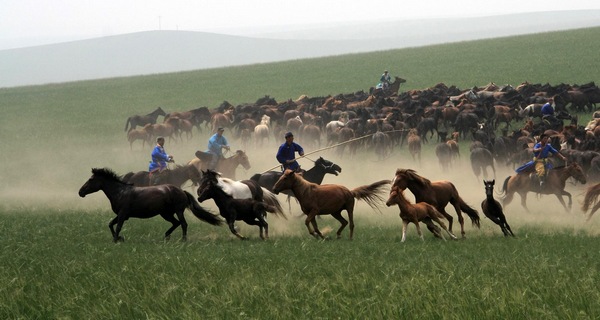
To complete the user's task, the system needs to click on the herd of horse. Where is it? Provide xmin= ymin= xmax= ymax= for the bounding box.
xmin=78 ymin=148 xmax=598 ymax=242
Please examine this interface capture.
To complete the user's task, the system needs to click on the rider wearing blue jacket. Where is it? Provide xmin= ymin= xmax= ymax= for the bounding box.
xmin=276 ymin=132 xmax=304 ymax=171
xmin=149 ymin=136 xmax=173 ymax=172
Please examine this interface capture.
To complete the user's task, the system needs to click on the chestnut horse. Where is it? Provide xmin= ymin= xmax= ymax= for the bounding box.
xmin=386 ymin=185 xmax=457 ymax=242
xmin=581 ymin=182 xmax=600 ymax=221
xmin=78 ymin=168 xmax=221 ymax=242
xmin=481 ymin=180 xmax=514 ymax=237
xmin=121 ymin=163 xmax=201 ymax=188
xmin=272 ymin=170 xmax=390 ymax=239
xmin=391 ymin=169 xmax=481 ymax=238
xmin=500 ymin=163 xmax=587 ymax=212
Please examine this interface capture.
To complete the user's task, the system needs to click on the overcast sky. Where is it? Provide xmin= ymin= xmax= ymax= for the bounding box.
xmin=1 ymin=0 xmax=599 ymax=50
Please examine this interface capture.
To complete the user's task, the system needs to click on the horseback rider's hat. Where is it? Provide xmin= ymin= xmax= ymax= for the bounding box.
xmin=217 ymin=127 xmax=224 ymax=132
xmin=285 ymin=131 xmax=293 ymax=138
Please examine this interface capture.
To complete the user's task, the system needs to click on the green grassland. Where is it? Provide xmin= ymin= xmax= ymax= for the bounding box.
xmin=1 ymin=27 xmax=600 ymax=319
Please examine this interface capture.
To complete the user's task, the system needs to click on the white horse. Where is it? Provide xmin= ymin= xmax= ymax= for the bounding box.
xmin=254 ymin=115 xmax=270 ymax=146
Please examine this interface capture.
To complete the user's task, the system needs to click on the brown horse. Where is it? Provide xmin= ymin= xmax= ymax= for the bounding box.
xmin=190 ymin=150 xmax=251 ymax=180
xmin=121 ymin=163 xmax=201 ymax=188
xmin=500 ymin=163 xmax=587 ymax=212
xmin=581 ymin=182 xmax=600 ymax=221
xmin=124 ymin=107 xmax=166 ymax=132
xmin=392 ymin=169 xmax=481 ymax=238
xmin=272 ymin=170 xmax=390 ymax=239
xmin=386 ymin=185 xmax=457 ymax=242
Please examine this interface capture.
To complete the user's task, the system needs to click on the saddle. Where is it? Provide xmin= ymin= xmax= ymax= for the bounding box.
xmin=149 ymin=169 xmax=169 ymax=186
xmin=195 ymin=150 xmax=213 ymax=162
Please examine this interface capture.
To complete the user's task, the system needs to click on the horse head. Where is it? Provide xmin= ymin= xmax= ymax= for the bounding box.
xmin=197 ymin=170 xmax=220 ymax=202
xmin=483 ymin=179 xmax=495 ymax=197
xmin=567 ymin=163 xmax=587 ymax=185
xmin=393 ymin=168 xmax=432 ymax=191
xmin=234 ymin=150 xmax=251 ymax=170
xmin=315 ymin=157 xmax=342 ymax=176
xmin=79 ymin=168 xmax=121 ymax=197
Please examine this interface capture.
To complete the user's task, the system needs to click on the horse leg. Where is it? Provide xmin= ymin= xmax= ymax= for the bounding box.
xmin=518 ymin=191 xmax=530 ymax=212
xmin=555 ymin=191 xmax=571 ymax=212
xmin=437 ymin=208 xmax=455 ymax=236
xmin=112 ymin=213 xmax=128 ymax=243
xmin=587 ymin=202 xmax=600 ymax=221
xmin=305 ymin=210 xmax=323 ymax=239
xmin=330 ymin=211 xmax=348 ymax=239
xmin=400 ymin=220 xmax=409 ymax=242
xmin=227 ymin=218 xmax=246 ymax=240
xmin=431 ymin=214 xmax=457 ymax=240
xmin=108 ymin=216 xmax=119 ymax=241
xmin=412 ymin=219 xmax=425 ymax=241
xmin=161 ymin=213 xmax=183 ymax=241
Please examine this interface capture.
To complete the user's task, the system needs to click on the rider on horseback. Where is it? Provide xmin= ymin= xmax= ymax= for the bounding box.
xmin=276 ymin=131 xmax=304 ymax=172
xmin=149 ymin=136 xmax=174 ymax=184
xmin=378 ymin=70 xmax=391 ymax=91
xmin=541 ymin=97 xmax=562 ymax=129
xmin=516 ymin=133 xmax=567 ymax=191
xmin=207 ymin=127 xmax=230 ymax=170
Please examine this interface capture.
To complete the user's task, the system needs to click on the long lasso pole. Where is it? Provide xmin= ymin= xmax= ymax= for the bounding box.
xmin=259 ymin=129 xmax=409 ymax=173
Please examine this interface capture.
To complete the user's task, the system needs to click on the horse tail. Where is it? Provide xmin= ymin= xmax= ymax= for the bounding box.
xmin=184 ymin=191 xmax=222 ymax=226
xmin=124 ymin=117 xmax=132 ymax=132
xmin=582 ymin=183 xmax=600 ymax=212
xmin=458 ymin=197 xmax=481 ymax=228
xmin=500 ymin=176 xmax=510 ymax=197
xmin=261 ymin=187 xmax=286 ymax=219
xmin=350 ymin=179 xmax=391 ymax=211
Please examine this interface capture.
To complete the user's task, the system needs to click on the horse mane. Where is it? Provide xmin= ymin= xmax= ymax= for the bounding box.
xmin=394 ymin=168 xmax=432 ymax=188
xmin=92 ymin=167 xmax=126 ymax=183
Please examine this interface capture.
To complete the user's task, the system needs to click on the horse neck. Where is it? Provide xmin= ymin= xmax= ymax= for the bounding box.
xmin=207 ymin=185 xmax=231 ymax=209
xmin=99 ymin=178 xmax=129 ymax=204
xmin=393 ymin=192 xmax=412 ymax=212
xmin=288 ymin=175 xmax=312 ymax=198
xmin=303 ymin=165 xmax=326 ymax=184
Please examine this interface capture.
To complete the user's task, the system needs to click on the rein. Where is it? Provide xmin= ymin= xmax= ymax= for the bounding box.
xmin=260 ymin=129 xmax=409 ymax=173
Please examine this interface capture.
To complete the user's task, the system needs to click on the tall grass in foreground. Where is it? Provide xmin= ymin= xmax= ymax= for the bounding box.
xmin=0 ymin=210 xmax=599 ymax=319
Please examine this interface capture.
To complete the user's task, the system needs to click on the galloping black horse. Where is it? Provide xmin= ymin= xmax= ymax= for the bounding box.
xmin=481 ymin=180 xmax=514 ymax=237
xmin=251 ymin=157 xmax=342 ymax=196
xmin=79 ymin=168 xmax=221 ymax=242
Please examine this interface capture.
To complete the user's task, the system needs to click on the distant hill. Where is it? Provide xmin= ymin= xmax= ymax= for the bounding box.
xmin=1 ymin=10 xmax=598 ymax=88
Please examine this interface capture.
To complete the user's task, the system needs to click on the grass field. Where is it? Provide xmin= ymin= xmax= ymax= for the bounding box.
xmin=1 ymin=27 xmax=600 ymax=319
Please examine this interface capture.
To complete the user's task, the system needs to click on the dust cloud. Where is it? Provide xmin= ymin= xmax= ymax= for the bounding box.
xmin=1 ymin=129 xmax=597 ymax=236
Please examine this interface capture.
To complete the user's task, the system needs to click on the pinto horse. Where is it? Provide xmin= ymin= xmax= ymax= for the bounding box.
xmin=190 ymin=149 xmax=251 ymax=180
xmin=386 ymin=185 xmax=457 ymax=242
xmin=500 ymin=163 xmax=587 ymax=212
xmin=481 ymin=180 xmax=514 ymax=237
xmin=78 ymin=168 xmax=221 ymax=242
xmin=121 ymin=163 xmax=201 ymax=188
xmin=200 ymin=169 xmax=284 ymax=216
xmin=391 ymin=169 xmax=481 ymax=238
xmin=272 ymin=169 xmax=390 ymax=239
xmin=197 ymin=173 xmax=282 ymax=240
